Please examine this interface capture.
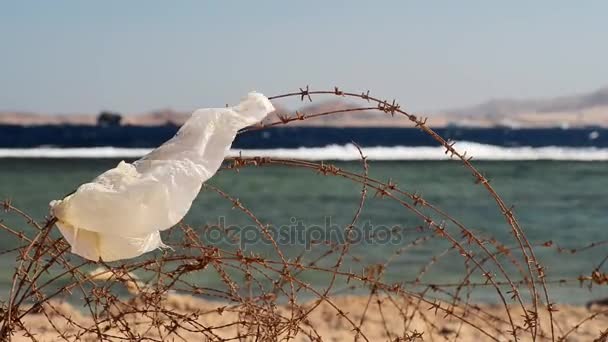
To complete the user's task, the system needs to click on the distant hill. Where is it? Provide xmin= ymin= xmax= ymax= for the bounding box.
xmin=266 ymin=86 xmax=608 ymax=127
xmin=447 ymin=87 xmax=608 ymax=117
xmin=441 ymin=87 xmax=608 ymax=127
xmin=2 ymin=87 xmax=607 ymax=128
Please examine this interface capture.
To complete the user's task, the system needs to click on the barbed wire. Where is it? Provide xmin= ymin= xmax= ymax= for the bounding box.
xmin=0 ymin=86 xmax=606 ymax=341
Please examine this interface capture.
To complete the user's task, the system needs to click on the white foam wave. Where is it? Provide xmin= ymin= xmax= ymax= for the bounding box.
xmin=1 ymin=143 xmax=608 ymax=161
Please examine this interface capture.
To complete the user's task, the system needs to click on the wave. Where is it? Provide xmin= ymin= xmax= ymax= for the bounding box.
xmin=0 ymin=147 xmax=153 ymax=158
xmin=2 ymin=143 xmax=608 ymax=160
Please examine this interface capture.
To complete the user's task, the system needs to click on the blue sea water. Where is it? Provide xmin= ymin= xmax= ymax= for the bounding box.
xmin=0 ymin=158 xmax=607 ymax=304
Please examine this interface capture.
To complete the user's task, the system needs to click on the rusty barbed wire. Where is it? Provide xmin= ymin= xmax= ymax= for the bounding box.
xmin=0 ymin=86 xmax=606 ymax=341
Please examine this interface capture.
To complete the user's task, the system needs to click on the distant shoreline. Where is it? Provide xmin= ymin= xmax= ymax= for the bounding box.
xmin=4 ymin=86 xmax=608 ymax=128
xmin=1 ymin=113 xmax=607 ymax=129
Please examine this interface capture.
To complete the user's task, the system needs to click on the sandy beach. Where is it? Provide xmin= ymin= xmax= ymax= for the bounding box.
xmin=13 ymin=294 xmax=607 ymax=341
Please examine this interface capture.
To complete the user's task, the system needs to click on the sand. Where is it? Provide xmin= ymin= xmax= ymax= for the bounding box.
xmin=9 ymin=293 xmax=608 ymax=341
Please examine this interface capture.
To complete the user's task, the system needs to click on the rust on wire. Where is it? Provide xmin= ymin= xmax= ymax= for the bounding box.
xmin=0 ymin=87 xmax=606 ymax=341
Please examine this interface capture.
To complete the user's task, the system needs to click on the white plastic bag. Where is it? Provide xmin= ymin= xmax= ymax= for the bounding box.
xmin=50 ymin=92 xmax=274 ymax=261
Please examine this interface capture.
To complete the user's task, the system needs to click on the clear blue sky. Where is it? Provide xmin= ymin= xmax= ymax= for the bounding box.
xmin=1 ymin=1 xmax=607 ymax=114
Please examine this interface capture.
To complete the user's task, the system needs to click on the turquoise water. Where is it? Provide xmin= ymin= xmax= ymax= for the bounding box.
xmin=1 ymin=159 xmax=607 ymax=304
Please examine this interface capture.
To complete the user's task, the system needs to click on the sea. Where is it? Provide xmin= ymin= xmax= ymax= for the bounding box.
xmin=1 ymin=144 xmax=607 ymax=305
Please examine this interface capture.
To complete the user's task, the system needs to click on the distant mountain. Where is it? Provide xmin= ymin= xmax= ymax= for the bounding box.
xmin=2 ymin=86 xmax=607 ymax=128
xmin=446 ymin=87 xmax=608 ymax=116
xmin=267 ymin=86 xmax=608 ymax=127
xmin=441 ymin=86 xmax=608 ymax=127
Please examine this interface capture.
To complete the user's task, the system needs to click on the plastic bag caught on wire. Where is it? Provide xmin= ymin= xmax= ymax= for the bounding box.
xmin=49 ymin=92 xmax=274 ymax=261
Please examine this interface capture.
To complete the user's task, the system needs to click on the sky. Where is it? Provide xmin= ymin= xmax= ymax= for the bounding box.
xmin=1 ymin=1 xmax=607 ymax=114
